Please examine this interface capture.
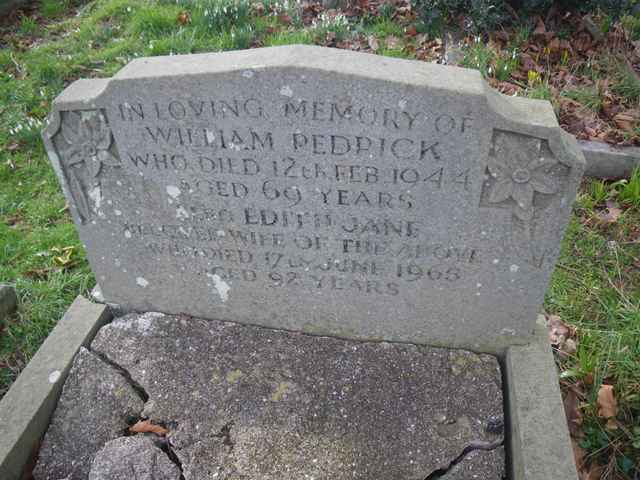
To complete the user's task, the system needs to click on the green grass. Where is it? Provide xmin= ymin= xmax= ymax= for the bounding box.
xmin=546 ymin=174 xmax=640 ymax=477
xmin=0 ymin=0 xmax=639 ymax=474
xmin=41 ymin=0 xmax=73 ymax=18
xmin=526 ymin=82 xmax=552 ymax=101
xmin=611 ymin=61 xmax=640 ymax=106
xmin=563 ymin=85 xmax=606 ymax=112
xmin=461 ymin=39 xmax=519 ymax=82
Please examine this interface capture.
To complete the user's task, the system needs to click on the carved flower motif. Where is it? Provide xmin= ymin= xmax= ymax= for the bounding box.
xmin=487 ymin=133 xmax=558 ymax=221
xmin=60 ymin=111 xmax=119 ymax=177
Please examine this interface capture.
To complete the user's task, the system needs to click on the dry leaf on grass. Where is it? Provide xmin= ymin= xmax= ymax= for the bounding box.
xmin=385 ymin=35 xmax=400 ymax=49
xmin=613 ymin=112 xmax=638 ymax=132
xmin=595 ymin=200 xmax=622 ymax=225
xmin=176 ymin=11 xmax=190 ymax=25
xmin=547 ymin=314 xmax=570 ymax=343
xmin=367 ymin=35 xmax=379 ymax=52
xmin=596 ymin=384 xmax=617 ymax=419
xmin=546 ymin=314 xmax=578 ymax=357
xmin=278 ymin=13 xmax=292 ymax=25
xmin=129 ymin=420 xmax=168 ymax=436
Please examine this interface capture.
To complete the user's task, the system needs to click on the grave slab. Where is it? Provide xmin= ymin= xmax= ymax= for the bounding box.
xmin=42 ymin=45 xmax=585 ymax=353
xmin=33 ymin=348 xmax=145 ymax=480
xmin=89 ymin=436 xmax=181 ymax=480
xmin=82 ymin=312 xmax=506 ymax=480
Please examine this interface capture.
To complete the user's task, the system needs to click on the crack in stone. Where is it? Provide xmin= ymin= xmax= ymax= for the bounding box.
xmin=219 ymin=421 xmax=235 ymax=451
xmin=155 ymin=436 xmax=186 ymax=480
xmin=90 ymin=348 xmax=149 ymax=403
xmin=423 ymin=439 xmax=504 ymax=479
xmin=87 ymin=347 xmax=235 ymax=478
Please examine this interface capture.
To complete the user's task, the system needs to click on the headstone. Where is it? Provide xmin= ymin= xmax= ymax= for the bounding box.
xmin=42 ymin=45 xmax=584 ymax=352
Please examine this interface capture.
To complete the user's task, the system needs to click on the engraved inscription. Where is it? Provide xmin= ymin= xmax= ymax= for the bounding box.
xmin=94 ymin=94 xmax=491 ymax=297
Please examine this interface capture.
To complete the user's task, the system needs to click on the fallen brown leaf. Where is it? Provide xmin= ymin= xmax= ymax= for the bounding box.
xmin=546 ymin=314 xmax=570 ymax=344
xmin=176 ymin=11 xmax=190 ymax=25
xmin=129 ymin=420 xmax=168 ymax=436
xmin=23 ymin=268 xmax=51 ymax=280
xmin=251 ymin=2 xmax=265 ymax=15
xmin=367 ymin=35 xmax=379 ymax=52
xmin=584 ymin=464 xmax=604 ymax=480
xmin=385 ymin=35 xmax=400 ymax=49
xmin=595 ymin=200 xmax=622 ymax=224
xmin=613 ymin=112 xmax=637 ymax=132
xmin=533 ymin=18 xmax=546 ymax=36
xmin=596 ymin=384 xmax=617 ymax=419
xmin=278 ymin=13 xmax=292 ymax=25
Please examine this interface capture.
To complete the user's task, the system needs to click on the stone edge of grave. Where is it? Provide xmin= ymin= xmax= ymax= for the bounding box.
xmin=0 ymin=284 xmax=18 ymax=320
xmin=0 ymin=295 xmax=111 ymax=480
xmin=579 ymin=139 xmax=640 ymax=179
xmin=506 ymin=315 xmax=579 ymax=480
xmin=2 ymin=293 xmax=580 ymax=480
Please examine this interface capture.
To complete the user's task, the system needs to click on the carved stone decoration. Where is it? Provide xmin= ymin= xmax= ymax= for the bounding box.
xmin=481 ymin=130 xmax=566 ymax=230
xmin=52 ymin=109 xmax=120 ymax=223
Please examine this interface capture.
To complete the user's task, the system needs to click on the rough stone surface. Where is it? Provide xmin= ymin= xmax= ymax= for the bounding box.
xmin=42 ymin=45 xmax=584 ymax=352
xmin=91 ymin=312 xmax=504 ymax=479
xmin=89 ymin=436 xmax=181 ymax=480
xmin=0 ymin=296 xmax=111 ymax=480
xmin=33 ymin=348 xmax=144 ymax=480
xmin=440 ymin=447 xmax=505 ymax=479
xmin=579 ymin=139 xmax=640 ymax=178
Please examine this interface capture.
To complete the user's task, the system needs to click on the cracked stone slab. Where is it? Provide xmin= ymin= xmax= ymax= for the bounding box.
xmin=89 ymin=436 xmax=181 ymax=480
xmin=440 ymin=447 xmax=505 ymax=479
xmin=92 ymin=312 xmax=505 ymax=480
xmin=33 ymin=348 xmax=144 ymax=480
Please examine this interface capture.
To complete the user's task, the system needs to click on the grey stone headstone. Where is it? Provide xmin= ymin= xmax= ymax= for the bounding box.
xmin=42 ymin=45 xmax=584 ymax=352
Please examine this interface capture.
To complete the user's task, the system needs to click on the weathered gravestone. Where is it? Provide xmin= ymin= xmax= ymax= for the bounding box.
xmin=25 ymin=45 xmax=585 ymax=480
xmin=42 ymin=45 xmax=584 ymax=352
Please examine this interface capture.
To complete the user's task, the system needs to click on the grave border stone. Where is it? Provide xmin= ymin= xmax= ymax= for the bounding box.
xmin=0 ymin=299 xmax=579 ymax=479
xmin=0 ymin=297 xmax=111 ymax=479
